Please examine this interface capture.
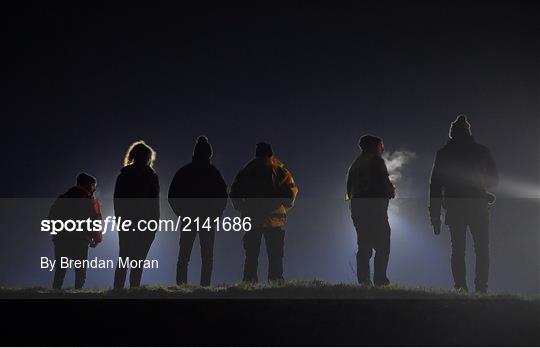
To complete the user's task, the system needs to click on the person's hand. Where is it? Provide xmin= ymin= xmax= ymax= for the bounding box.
xmin=431 ymin=219 xmax=441 ymax=235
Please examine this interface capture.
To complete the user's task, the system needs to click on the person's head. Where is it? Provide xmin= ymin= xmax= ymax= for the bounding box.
xmin=76 ymin=172 xmax=97 ymax=193
xmin=123 ymin=140 xmax=156 ymax=168
xmin=358 ymin=134 xmax=384 ymax=156
xmin=255 ymin=142 xmax=273 ymax=158
xmin=449 ymin=115 xmax=472 ymax=140
xmin=193 ymin=135 xmax=213 ymax=160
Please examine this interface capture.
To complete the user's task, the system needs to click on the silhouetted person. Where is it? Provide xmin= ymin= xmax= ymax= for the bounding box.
xmin=113 ymin=140 xmax=160 ymax=289
xmin=48 ymin=173 xmax=103 ymax=289
xmin=230 ymin=142 xmax=298 ymax=282
xmin=346 ymin=135 xmax=395 ymax=286
xmin=168 ymin=136 xmax=228 ymax=286
xmin=429 ymin=116 xmax=498 ymax=293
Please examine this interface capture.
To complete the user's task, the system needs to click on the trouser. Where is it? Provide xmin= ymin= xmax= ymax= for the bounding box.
xmin=52 ymin=238 xmax=89 ymax=289
xmin=446 ymin=199 xmax=490 ymax=292
xmin=351 ymin=198 xmax=391 ymax=285
xmin=114 ymin=230 xmax=156 ymax=289
xmin=242 ymin=227 xmax=285 ymax=282
xmin=176 ymin=229 xmax=215 ymax=286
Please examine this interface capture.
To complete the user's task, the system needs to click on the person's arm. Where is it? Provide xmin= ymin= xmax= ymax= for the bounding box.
xmin=215 ymin=169 xmax=229 ymax=216
xmin=167 ymin=171 xmax=183 ymax=217
xmin=484 ymin=148 xmax=499 ymax=189
xmin=429 ymin=151 xmax=444 ymax=235
xmin=150 ymin=172 xmax=160 ymax=220
xmin=277 ymin=166 xmax=298 ymax=211
xmin=89 ymin=197 xmax=103 ymax=246
xmin=113 ymin=173 xmax=124 ymax=217
xmin=346 ymin=163 xmax=355 ymax=201
xmin=373 ymin=157 xmax=395 ymax=199
xmin=230 ymin=169 xmax=245 ymax=212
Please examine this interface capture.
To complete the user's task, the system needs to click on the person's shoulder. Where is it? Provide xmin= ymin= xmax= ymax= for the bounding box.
xmin=208 ymin=163 xmax=223 ymax=175
xmin=64 ymin=186 xmax=88 ymax=198
xmin=175 ymin=162 xmax=193 ymax=175
xmin=148 ymin=168 xmax=159 ymax=180
xmin=438 ymin=141 xmax=452 ymax=152
xmin=240 ymin=158 xmax=258 ymax=171
xmin=371 ymin=155 xmax=386 ymax=166
xmin=274 ymin=160 xmax=294 ymax=179
xmin=473 ymin=142 xmax=490 ymax=153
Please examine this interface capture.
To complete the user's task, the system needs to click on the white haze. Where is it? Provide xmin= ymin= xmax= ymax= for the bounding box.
xmin=383 ymin=150 xmax=417 ymax=183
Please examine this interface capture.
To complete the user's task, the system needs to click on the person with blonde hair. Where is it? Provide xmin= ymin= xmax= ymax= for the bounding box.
xmin=113 ymin=140 xmax=160 ymax=289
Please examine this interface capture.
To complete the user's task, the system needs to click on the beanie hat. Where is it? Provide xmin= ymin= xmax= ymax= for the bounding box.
xmin=193 ymin=136 xmax=213 ymax=160
xmin=358 ymin=134 xmax=383 ymax=152
xmin=449 ymin=115 xmax=472 ymax=139
xmin=76 ymin=172 xmax=97 ymax=186
xmin=255 ymin=142 xmax=273 ymax=158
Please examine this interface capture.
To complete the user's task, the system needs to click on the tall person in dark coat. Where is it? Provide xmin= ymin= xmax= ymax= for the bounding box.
xmin=346 ymin=135 xmax=395 ymax=286
xmin=230 ymin=142 xmax=298 ymax=282
xmin=168 ymin=136 xmax=228 ymax=286
xmin=113 ymin=140 xmax=160 ymax=289
xmin=48 ymin=173 xmax=103 ymax=289
xmin=429 ymin=116 xmax=498 ymax=293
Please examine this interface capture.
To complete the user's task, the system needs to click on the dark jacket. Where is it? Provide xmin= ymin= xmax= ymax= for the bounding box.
xmin=48 ymin=186 xmax=102 ymax=243
xmin=346 ymin=153 xmax=395 ymax=200
xmin=168 ymin=158 xmax=228 ymax=218
xmin=230 ymin=157 xmax=298 ymax=228
xmin=429 ymin=136 xmax=498 ymax=222
xmin=113 ymin=164 xmax=160 ymax=222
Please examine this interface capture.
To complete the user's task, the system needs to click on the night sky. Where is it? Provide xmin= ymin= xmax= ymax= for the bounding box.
xmin=1 ymin=3 xmax=538 ymax=293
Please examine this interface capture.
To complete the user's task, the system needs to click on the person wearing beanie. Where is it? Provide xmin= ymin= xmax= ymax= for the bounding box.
xmin=168 ymin=136 xmax=228 ymax=286
xmin=230 ymin=142 xmax=298 ymax=282
xmin=429 ymin=115 xmax=499 ymax=293
xmin=47 ymin=172 xmax=103 ymax=289
xmin=346 ymin=134 xmax=395 ymax=286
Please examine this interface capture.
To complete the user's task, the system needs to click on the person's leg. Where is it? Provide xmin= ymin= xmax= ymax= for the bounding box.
xmin=199 ymin=229 xmax=216 ymax=286
xmin=470 ymin=203 xmax=490 ymax=293
xmin=373 ymin=218 xmax=391 ymax=286
xmin=351 ymin=200 xmax=374 ymax=285
xmin=74 ymin=243 xmax=89 ymax=289
xmin=176 ymin=230 xmax=197 ymax=285
xmin=242 ymin=229 xmax=263 ymax=282
xmin=52 ymin=239 xmax=67 ymax=289
xmin=264 ymin=228 xmax=285 ymax=281
xmin=130 ymin=232 xmax=156 ymax=288
xmin=356 ymin=237 xmax=373 ymax=285
xmin=114 ymin=231 xmax=129 ymax=289
xmin=449 ymin=224 xmax=468 ymax=291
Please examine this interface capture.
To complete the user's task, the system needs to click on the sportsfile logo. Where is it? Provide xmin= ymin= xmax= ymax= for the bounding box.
xmin=41 ymin=216 xmax=253 ymax=234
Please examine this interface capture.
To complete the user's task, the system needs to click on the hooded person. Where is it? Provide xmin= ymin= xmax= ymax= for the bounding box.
xmin=230 ymin=142 xmax=298 ymax=282
xmin=429 ymin=115 xmax=499 ymax=293
xmin=113 ymin=140 xmax=160 ymax=289
xmin=168 ymin=136 xmax=228 ymax=286
xmin=48 ymin=172 xmax=103 ymax=289
xmin=346 ymin=135 xmax=395 ymax=286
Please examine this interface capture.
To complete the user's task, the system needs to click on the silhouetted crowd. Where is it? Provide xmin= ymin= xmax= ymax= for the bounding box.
xmin=49 ymin=115 xmax=498 ymax=293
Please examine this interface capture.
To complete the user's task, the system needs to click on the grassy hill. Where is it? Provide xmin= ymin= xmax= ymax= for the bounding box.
xmin=1 ymin=279 xmax=537 ymax=300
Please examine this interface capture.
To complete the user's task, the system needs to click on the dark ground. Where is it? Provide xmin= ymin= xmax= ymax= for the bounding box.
xmin=2 ymin=283 xmax=538 ymax=346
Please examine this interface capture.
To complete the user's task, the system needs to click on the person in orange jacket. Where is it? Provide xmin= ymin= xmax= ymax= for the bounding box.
xmin=230 ymin=142 xmax=298 ymax=282
xmin=48 ymin=173 xmax=102 ymax=289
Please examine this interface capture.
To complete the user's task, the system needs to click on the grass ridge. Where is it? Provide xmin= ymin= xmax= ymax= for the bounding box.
xmin=0 ymin=280 xmax=537 ymax=300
